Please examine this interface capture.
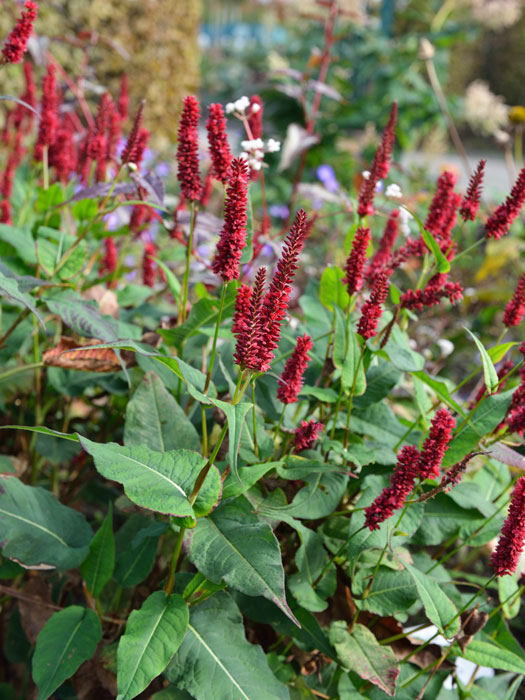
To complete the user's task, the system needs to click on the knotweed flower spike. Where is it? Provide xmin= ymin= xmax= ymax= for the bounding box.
xmin=176 ymin=95 xmax=202 ymax=201
xmin=206 ymin=103 xmax=233 ymax=184
xmin=1 ymin=1 xmax=38 ymax=65
xmin=117 ymin=74 xmax=129 ymax=122
xmin=400 ymin=274 xmax=463 ymax=311
xmin=417 ymin=408 xmax=455 ymax=479
xmin=212 ymin=158 xmax=249 ymax=282
xmin=424 ymin=170 xmax=457 ymax=239
xmin=49 ymin=119 xmax=76 ymax=183
xmin=343 ymin=226 xmax=371 ymax=296
xmin=293 ymin=420 xmax=324 ymax=453
xmin=490 ymin=477 xmax=525 ymax=576
xmin=277 ymin=334 xmax=313 ymax=404
xmin=142 ymin=242 xmax=156 ymax=288
xmin=120 ymin=101 xmax=145 ymax=166
xmin=101 ymin=238 xmax=117 ymax=274
xmin=365 ymin=210 xmax=399 ymax=284
xmin=364 ymin=445 xmax=420 ymax=530
xmin=357 ymin=271 xmax=390 ymax=339
xmin=34 ymin=64 xmax=58 ymax=161
xmin=232 ymin=285 xmax=252 ymax=336
xmin=248 ymin=95 xmax=263 ymax=139
xmin=234 ymin=267 xmax=267 ymax=370
xmin=486 ymin=161 xmax=525 ymax=239
xmin=503 ymin=274 xmax=525 ymax=327
xmin=460 ymin=159 xmax=486 ymax=221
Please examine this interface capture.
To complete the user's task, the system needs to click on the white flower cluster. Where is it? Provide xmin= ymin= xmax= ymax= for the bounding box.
xmin=225 ymin=96 xmax=251 ymax=114
xmin=240 ymin=137 xmax=281 ymax=171
xmin=464 ymin=80 xmax=509 ymax=137
xmin=385 ymin=183 xmax=403 ymax=199
xmin=399 ymin=205 xmax=414 ymax=236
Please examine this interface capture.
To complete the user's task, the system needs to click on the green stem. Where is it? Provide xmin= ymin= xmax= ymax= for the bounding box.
xmin=43 ymin=145 xmax=49 ymax=190
xmin=251 ymin=381 xmax=259 ymax=458
xmin=312 ymin=525 xmax=366 ymax=588
xmin=164 ymin=525 xmax=186 ymax=596
xmin=179 ymin=200 xmax=196 ymax=324
xmin=201 ymin=404 xmax=208 ymax=457
xmin=204 ymin=282 xmax=227 ymax=394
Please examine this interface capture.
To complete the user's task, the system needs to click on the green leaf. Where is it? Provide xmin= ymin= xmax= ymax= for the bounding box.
xmin=0 ymin=223 xmax=37 ymax=264
xmin=458 ymin=639 xmax=525 ymax=674
xmin=36 ymin=228 xmax=87 ymax=280
xmin=382 ymin=324 xmax=424 ymax=372
xmin=186 ymin=496 xmax=298 ymax=625
xmin=222 ymin=461 xmax=282 ymax=499
xmin=465 ymin=328 xmax=499 ymax=395
xmin=421 ymin=227 xmax=450 ymax=273
xmin=117 ymin=591 xmax=189 ymax=700
xmin=114 ymin=515 xmax=160 ymax=588
xmin=165 ymin=591 xmax=290 ymax=700
xmin=159 ymin=291 xmax=236 ymax=346
xmin=44 ymin=295 xmax=124 ymax=341
xmin=78 ymin=438 xmax=198 ymax=518
xmin=333 ymin=306 xmax=365 ymax=395
xmin=443 ymin=390 xmax=513 ymax=467
xmin=0 ymin=425 xmax=79 ymax=441
xmin=488 ymin=342 xmax=518 ymax=364
xmin=497 ymin=572 xmax=521 ymax=619
xmin=354 ymin=567 xmax=417 ymax=616
xmin=402 ymin=562 xmax=459 ymax=636
xmin=152 ymin=257 xmax=181 ymax=301
xmin=267 ymin=464 xmax=348 ymax=519
xmin=0 ymin=476 xmax=92 ymax=569
xmin=32 ymin=607 xmax=102 ymax=700
xmin=329 ymin=621 xmax=399 ymax=696
xmin=210 ymin=400 xmax=252 ymax=484
xmin=411 ymin=371 xmax=465 ymax=417
xmin=124 ymin=372 xmax=200 ymax=452
xmin=80 ymin=504 xmax=115 ymax=598
xmin=0 ymin=270 xmax=45 ymax=329
xmin=319 ymin=266 xmax=350 ymax=311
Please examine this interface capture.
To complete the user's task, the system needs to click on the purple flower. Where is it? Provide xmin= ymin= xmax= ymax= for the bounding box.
xmin=316 ymin=164 xmax=339 ymax=193
xmin=269 ymin=204 xmax=290 ymax=219
xmin=156 ymin=161 xmax=171 ymax=178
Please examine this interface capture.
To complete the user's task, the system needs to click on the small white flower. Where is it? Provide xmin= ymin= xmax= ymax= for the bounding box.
xmin=234 ymin=96 xmax=250 ymax=113
xmin=241 ymin=138 xmax=264 ymax=151
xmin=399 ymin=205 xmax=414 ymax=236
xmin=362 ymin=170 xmax=371 ymax=180
xmin=254 ymin=149 xmax=264 ymax=159
xmin=225 ymin=102 xmax=235 ymax=114
xmin=437 ymin=339 xmax=454 ymax=357
xmin=266 ymin=138 xmax=281 ymax=153
xmin=250 ymin=160 xmax=263 ymax=171
xmin=239 ymin=151 xmax=250 ymax=160
xmin=250 ymin=102 xmax=261 ymax=114
xmin=375 ymin=180 xmax=384 ymax=193
xmin=386 ymin=183 xmax=403 ymax=199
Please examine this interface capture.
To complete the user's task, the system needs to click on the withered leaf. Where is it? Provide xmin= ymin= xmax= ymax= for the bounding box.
xmin=43 ymin=337 xmax=136 ymax=372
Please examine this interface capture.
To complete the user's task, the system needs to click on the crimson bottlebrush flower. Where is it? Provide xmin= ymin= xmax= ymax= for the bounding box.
xmin=177 ymin=95 xmax=202 ymax=201
xmin=400 ymin=274 xmax=463 ymax=311
xmin=293 ymin=420 xmax=324 ymax=454
xmin=234 ymin=267 xmax=267 ymax=370
xmin=503 ymin=275 xmax=525 ymax=327
xmin=440 ymin=193 xmax=461 ymax=250
xmin=232 ymin=284 xmax=252 ymax=336
xmin=248 ymin=95 xmax=263 ymax=139
xmin=13 ymin=61 xmax=37 ymax=134
xmin=206 ymin=103 xmax=233 ymax=184
xmin=357 ymin=102 xmax=397 ymax=217
xmin=121 ymin=101 xmax=144 ymax=165
xmin=142 ymin=242 xmax=156 ymax=287
xmin=34 ymin=64 xmax=58 ymax=160
xmin=486 ymin=162 xmax=525 ymax=239
xmin=424 ymin=171 xmax=457 ymax=238
xmin=0 ymin=199 xmax=11 ymax=224
xmin=1 ymin=1 xmax=38 ymax=65
xmin=212 ymin=158 xmax=249 ymax=282
xmin=100 ymin=237 xmax=117 ymax=274
xmin=364 ymin=445 xmax=420 ymax=530
xmin=490 ymin=477 xmax=525 ymax=577
xmin=118 ymin=74 xmax=129 ymax=121
xmin=417 ymin=408 xmax=455 ymax=479
xmin=365 ymin=210 xmax=399 ymax=284
xmin=106 ymin=99 xmax=121 ymax=163
xmin=256 ymin=209 xmax=310 ymax=372
xmin=460 ymin=159 xmax=486 ymax=221
xmin=277 ymin=334 xmax=313 ymax=404
xmin=507 ymin=405 xmax=525 ymax=435
xmin=48 ymin=119 xmax=76 ymax=183
xmin=357 ymin=271 xmax=390 ymax=340
xmin=343 ymin=226 xmax=371 ymax=296
xmin=440 ymin=456 xmax=469 ymax=492
xmin=200 ymin=170 xmax=213 ymax=207
xmin=506 ymin=343 xmax=525 ymax=430
xmin=130 ymin=204 xmax=152 ymax=235
xmin=133 ymin=127 xmax=150 ymax=169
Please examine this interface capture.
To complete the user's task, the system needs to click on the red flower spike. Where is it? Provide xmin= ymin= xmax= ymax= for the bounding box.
xmin=176 ymin=95 xmax=202 ymax=201
xmin=106 ymin=99 xmax=121 ymax=162
xmin=142 ymin=242 xmax=156 ymax=287
xmin=118 ymin=74 xmax=129 ymax=122
xmin=460 ymin=159 xmax=486 ymax=221
xmin=357 ymin=271 xmax=390 ymax=340
xmin=424 ymin=171 xmax=458 ymax=239
xmin=343 ymin=226 xmax=371 ymax=296
xmin=48 ymin=119 xmax=76 ymax=183
xmin=277 ymin=334 xmax=313 ymax=404
xmin=13 ymin=61 xmax=37 ymax=134
xmin=232 ymin=284 xmax=252 ymax=336
xmin=120 ymin=101 xmax=145 ymax=165
xmin=212 ymin=158 xmax=249 ymax=282
xmin=1 ymin=1 xmax=38 ymax=65
xmin=365 ymin=210 xmax=399 ymax=284
xmin=0 ymin=199 xmax=11 ymax=224
xmin=364 ymin=445 xmax=420 ymax=531
xmin=418 ymin=408 xmax=455 ymax=480
xmin=206 ymin=103 xmax=233 ymax=184
xmin=503 ymin=275 xmax=525 ymax=327
xmin=200 ymin=170 xmax=213 ymax=207
xmin=248 ymin=95 xmax=263 ymax=139
xmin=357 ymin=102 xmax=397 ymax=217
xmin=256 ymin=209 xmax=310 ymax=371
xmin=490 ymin=477 xmax=525 ymax=577
xmin=130 ymin=204 xmax=152 ymax=235
xmin=34 ymin=64 xmax=58 ymax=161
xmin=400 ymin=274 xmax=463 ymax=311
xmin=486 ymin=162 xmax=525 ymax=239
xmin=133 ymin=127 xmax=150 ymax=169
xmin=234 ymin=267 xmax=267 ymax=370
xmin=293 ymin=420 xmax=324 ymax=454
xmin=100 ymin=238 xmax=117 ymax=274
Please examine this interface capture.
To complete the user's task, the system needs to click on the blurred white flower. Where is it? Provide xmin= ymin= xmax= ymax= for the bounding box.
xmin=463 ymin=0 xmax=523 ymax=30
xmin=464 ymin=80 xmax=509 ymax=137
xmin=266 ymin=138 xmax=281 ymax=153
xmin=362 ymin=170 xmax=371 ymax=180
xmin=386 ymin=183 xmax=403 ymax=199
xmin=225 ymin=102 xmax=235 ymax=114
xmin=438 ymin=339 xmax=454 ymax=357
xmin=241 ymin=138 xmax=264 ymax=151
xmin=250 ymin=102 xmax=261 ymax=114
xmin=399 ymin=206 xmax=414 ymax=236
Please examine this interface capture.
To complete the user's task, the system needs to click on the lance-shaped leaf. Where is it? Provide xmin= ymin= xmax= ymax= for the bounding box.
xmin=117 ymin=591 xmax=189 ymax=700
xmin=465 ymin=328 xmax=499 ymax=395
xmin=32 ymin=607 xmax=102 ymax=700
xmin=458 ymin=639 xmax=525 ymax=675
xmin=186 ymin=496 xmax=298 ymax=625
xmin=124 ymin=372 xmax=200 ymax=452
xmin=0 ymin=476 xmax=92 ymax=569
xmin=0 ymin=270 xmax=45 ymax=329
xmin=209 ymin=399 xmax=252 ymax=484
xmin=403 ymin=561 xmax=459 ymax=636
xmin=165 ymin=591 xmax=290 ymax=700
xmin=329 ymin=621 xmax=399 ymax=696
xmin=80 ymin=504 xmax=115 ymax=598
xmin=78 ymin=438 xmax=198 ymax=518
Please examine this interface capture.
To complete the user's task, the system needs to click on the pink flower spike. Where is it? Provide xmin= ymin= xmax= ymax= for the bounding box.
xmin=142 ymin=242 xmax=156 ymax=287
xmin=417 ymin=408 xmax=455 ymax=480
xmin=277 ymin=334 xmax=313 ymax=404
xmin=234 ymin=267 xmax=267 ymax=370
xmin=486 ymin=162 xmax=525 ymax=239
xmin=460 ymin=159 xmax=486 ymax=221
xmin=232 ymin=284 xmax=253 ymax=336
xmin=343 ymin=226 xmax=371 ymax=296
xmin=503 ymin=275 xmax=525 ymax=327
xmin=121 ymin=101 xmax=145 ymax=165
xmin=293 ymin=420 xmax=324 ymax=454
xmin=357 ymin=270 xmax=390 ymax=340
xmin=177 ymin=95 xmax=202 ymax=201
xmin=490 ymin=477 xmax=525 ymax=577
xmin=34 ymin=64 xmax=58 ymax=160
xmin=206 ymin=103 xmax=233 ymax=184
xmin=2 ymin=1 xmax=38 ymax=65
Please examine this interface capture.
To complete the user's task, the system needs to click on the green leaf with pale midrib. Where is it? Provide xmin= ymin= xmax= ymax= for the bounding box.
xmin=80 ymin=504 xmax=115 ymax=598
xmin=117 ymin=591 xmax=188 ymax=700
xmin=403 ymin=561 xmax=459 ymax=636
